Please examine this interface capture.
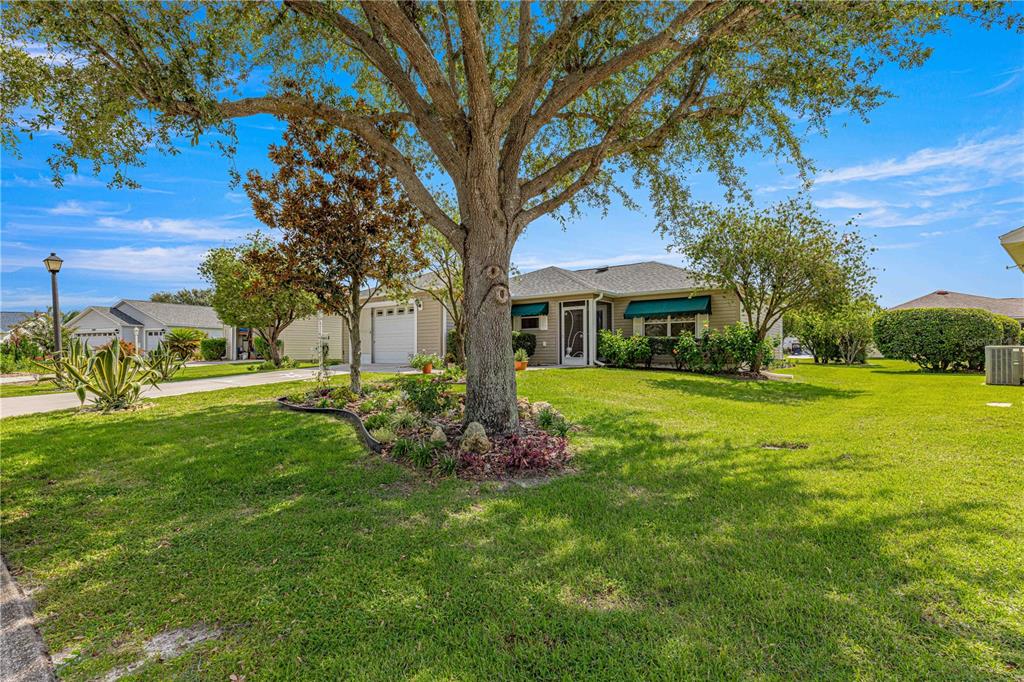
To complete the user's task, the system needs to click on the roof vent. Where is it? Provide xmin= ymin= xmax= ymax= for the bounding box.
xmin=936 ymin=290 xmax=949 ymax=295
xmin=594 ymin=266 xmax=609 ymax=273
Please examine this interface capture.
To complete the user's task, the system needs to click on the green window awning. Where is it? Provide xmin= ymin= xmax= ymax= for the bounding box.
xmin=623 ymin=296 xmax=711 ymax=319
xmin=511 ymin=302 xmax=549 ymax=316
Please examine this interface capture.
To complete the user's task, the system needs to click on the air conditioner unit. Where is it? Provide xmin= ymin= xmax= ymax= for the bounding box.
xmin=985 ymin=345 xmax=1024 ymax=386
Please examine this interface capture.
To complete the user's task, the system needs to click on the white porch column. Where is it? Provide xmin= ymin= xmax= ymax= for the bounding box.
xmin=588 ymin=298 xmax=597 ymax=366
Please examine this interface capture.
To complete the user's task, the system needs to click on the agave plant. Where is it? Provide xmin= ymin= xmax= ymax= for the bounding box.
xmin=144 ymin=341 xmax=186 ymax=381
xmin=163 ymin=327 xmax=207 ymax=361
xmin=35 ymin=337 xmax=92 ymax=390
xmin=63 ymin=341 xmax=159 ymax=411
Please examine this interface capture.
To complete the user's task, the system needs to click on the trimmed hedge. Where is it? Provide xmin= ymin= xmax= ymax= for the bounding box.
xmin=873 ymin=308 xmax=1017 ymax=371
xmin=512 ymin=331 xmax=537 ymax=357
xmin=598 ymin=324 xmax=774 ymax=373
xmin=200 ymin=337 xmax=227 ymax=361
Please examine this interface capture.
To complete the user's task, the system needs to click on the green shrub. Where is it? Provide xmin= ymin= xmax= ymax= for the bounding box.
xmin=597 ymin=329 xmax=651 ymax=368
xmin=363 ymin=412 xmax=394 ymax=431
xmin=441 ymin=363 xmax=465 ymax=383
xmin=391 ymin=438 xmax=415 ymax=460
xmin=399 ymin=376 xmax=453 ymax=415
xmin=873 ymin=308 xmax=1005 ymax=371
xmin=536 ymin=406 xmax=570 ymax=437
xmin=199 ymin=337 xmax=226 ymax=361
xmin=438 ymin=454 xmax=459 ymax=476
xmin=62 ymin=341 xmax=159 ymax=411
xmin=409 ymin=441 xmax=438 ymax=469
xmin=0 ymin=353 xmax=14 ymax=374
xmin=993 ymin=314 xmax=1022 ymax=345
xmin=392 ymin=410 xmax=419 ymax=430
xmin=514 ymin=348 xmax=529 ymax=363
xmin=672 ymin=333 xmax=701 ymax=370
xmin=511 ymin=331 xmax=537 ymax=357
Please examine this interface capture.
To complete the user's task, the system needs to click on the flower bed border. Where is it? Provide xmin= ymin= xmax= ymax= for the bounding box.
xmin=275 ymin=397 xmax=383 ymax=453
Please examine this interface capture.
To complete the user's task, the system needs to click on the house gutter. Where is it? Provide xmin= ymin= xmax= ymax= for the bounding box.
xmin=592 ymin=292 xmax=606 ymax=367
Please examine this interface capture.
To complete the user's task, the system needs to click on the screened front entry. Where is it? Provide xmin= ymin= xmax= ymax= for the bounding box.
xmin=561 ymin=303 xmax=586 ymax=366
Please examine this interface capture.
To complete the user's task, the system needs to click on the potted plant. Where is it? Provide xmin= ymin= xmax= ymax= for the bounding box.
xmin=409 ymin=353 xmax=441 ymax=374
xmin=514 ymin=348 xmax=529 ymax=371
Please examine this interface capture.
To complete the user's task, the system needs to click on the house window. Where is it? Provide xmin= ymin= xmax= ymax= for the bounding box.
xmin=519 ymin=316 xmax=540 ymax=330
xmin=643 ymin=315 xmax=697 ymax=337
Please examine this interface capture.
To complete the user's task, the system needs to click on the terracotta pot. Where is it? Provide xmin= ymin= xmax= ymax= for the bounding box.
xmin=422 ymin=363 xmax=432 ymax=374
xmin=514 ymin=360 xmax=528 ymax=371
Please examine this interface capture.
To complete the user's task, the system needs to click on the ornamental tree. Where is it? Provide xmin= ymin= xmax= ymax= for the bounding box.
xmin=3 ymin=2 xmax=1018 ymax=431
xmin=199 ymin=233 xmax=317 ymax=367
xmin=150 ymin=288 xmax=214 ymax=307
xmin=666 ymin=198 xmax=874 ymax=373
xmin=245 ymin=118 xmax=425 ymax=394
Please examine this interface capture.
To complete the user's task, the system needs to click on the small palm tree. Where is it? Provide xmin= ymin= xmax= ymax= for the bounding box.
xmin=163 ymin=327 xmax=207 ymax=361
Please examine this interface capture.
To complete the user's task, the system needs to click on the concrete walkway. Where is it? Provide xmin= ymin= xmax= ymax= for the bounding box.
xmin=1 ymin=558 xmax=55 ymax=681
xmin=0 ymin=367 xmax=331 ymax=419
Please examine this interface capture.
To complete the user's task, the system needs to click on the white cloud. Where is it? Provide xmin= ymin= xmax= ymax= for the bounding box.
xmin=856 ymin=207 xmax=962 ymax=229
xmin=96 ymin=216 xmax=254 ymax=242
xmin=0 ymin=288 xmax=112 ymax=311
xmin=874 ymin=242 xmax=922 ymax=250
xmin=817 ymin=132 xmax=1024 ymax=185
xmin=973 ymin=68 xmax=1023 ymax=97
xmin=47 ymin=200 xmax=128 ymax=216
xmin=64 ymin=246 xmax=211 ymax=281
xmin=815 ymin=192 xmax=893 ymax=210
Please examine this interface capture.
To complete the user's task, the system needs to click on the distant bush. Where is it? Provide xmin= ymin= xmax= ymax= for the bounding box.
xmin=200 ymin=337 xmax=226 ymax=361
xmin=597 ymin=330 xmax=651 ymax=368
xmin=253 ymin=336 xmax=282 ymax=360
xmin=873 ymin=308 xmax=1009 ymax=371
xmin=511 ymin=331 xmax=537 ymax=357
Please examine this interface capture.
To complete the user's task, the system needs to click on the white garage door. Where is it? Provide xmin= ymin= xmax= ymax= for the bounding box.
xmin=372 ymin=305 xmax=415 ymax=363
xmin=76 ymin=331 xmax=118 ymax=349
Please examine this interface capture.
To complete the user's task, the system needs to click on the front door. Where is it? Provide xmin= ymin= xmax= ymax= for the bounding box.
xmin=562 ymin=304 xmax=587 ymax=365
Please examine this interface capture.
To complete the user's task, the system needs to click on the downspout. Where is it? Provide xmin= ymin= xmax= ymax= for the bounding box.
xmin=593 ymin=293 xmax=606 ymax=367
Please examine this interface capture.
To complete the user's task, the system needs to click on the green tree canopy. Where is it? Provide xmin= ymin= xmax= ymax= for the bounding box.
xmin=666 ymin=197 xmax=875 ymax=372
xmin=198 ymin=233 xmax=317 ymax=366
xmin=150 ymin=288 xmax=214 ymax=306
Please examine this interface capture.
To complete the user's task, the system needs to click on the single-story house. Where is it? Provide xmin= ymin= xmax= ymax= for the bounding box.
xmin=283 ymin=261 xmax=775 ymax=366
xmin=1 ymin=311 xmax=39 ymax=342
xmin=890 ymin=290 xmax=1024 ymax=323
xmin=67 ymin=300 xmax=231 ymax=351
xmin=506 ymin=261 xmax=779 ymax=366
xmin=1001 ymin=226 xmax=1024 ymax=272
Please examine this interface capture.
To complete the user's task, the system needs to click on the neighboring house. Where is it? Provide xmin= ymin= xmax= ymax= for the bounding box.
xmin=890 ymin=290 xmax=1024 ymax=323
xmin=1001 ymin=226 xmax=1024 ymax=272
xmin=1 ymin=311 xmax=39 ymax=342
xmin=67 ymin=300 xmax=232 ymax=351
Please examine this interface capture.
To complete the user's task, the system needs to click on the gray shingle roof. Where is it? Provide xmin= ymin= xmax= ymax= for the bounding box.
xmin=510 ymin=261 xmax=702 ymax=299
xmin=1 ymin=311 xmax=37 ymax=333
xmin=119 ymin=300 xmax=224 ymax=328
xmin=890 ymin=290 xmax=1024 ymax=320
xmin=105 ymin=307 xmax=143 ymax=325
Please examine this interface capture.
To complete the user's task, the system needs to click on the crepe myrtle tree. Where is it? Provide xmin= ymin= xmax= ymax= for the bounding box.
xmin=245 ymin=117 xmax=425 ymax=395
xmin=665 ymin=198 xmax=875 ymax=373
xmin=2 ymin=2 xmax=1018 ymax=432
xmin=199 ymin=233 xmax=317 ymax=367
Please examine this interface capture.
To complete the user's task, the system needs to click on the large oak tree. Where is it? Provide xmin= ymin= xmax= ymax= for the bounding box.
xmin=2 ymin=1 xmax=1018 ymax=431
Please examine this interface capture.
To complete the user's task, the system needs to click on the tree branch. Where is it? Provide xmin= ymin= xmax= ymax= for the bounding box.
xmin=453 ymin=1 xmax=496 ymax=132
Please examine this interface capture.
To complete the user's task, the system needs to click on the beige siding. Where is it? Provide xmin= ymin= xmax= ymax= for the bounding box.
xmin=279 ymin=315 xmax=347 ymax=361
xmin=415 ymin=296 xmax=446 ymax=357
xmin=611 ymin=290 xmax=741 ymax=335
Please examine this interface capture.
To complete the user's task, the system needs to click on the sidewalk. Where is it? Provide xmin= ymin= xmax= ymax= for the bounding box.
xmin=0 ymin=367 xmax=327 ymax=419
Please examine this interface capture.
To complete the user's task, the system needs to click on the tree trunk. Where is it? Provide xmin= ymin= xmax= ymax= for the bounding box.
xmin=348 ymin=286 xmax=362 ymax=394
xmin=461 ymin=221 xmax=518 ymax=434
xmin=264 ymin=328 xmax=283 ymax=367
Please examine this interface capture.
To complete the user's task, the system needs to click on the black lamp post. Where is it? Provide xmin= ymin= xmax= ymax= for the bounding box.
xmin=43 ymin=252 xmax=64 ymax=359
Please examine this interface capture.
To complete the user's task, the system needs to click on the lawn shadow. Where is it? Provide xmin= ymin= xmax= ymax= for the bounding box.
xmin=646 ymin=373 xmax=864 ymax=404
xmin=2 ymin=390 xmax=1019 ymax=680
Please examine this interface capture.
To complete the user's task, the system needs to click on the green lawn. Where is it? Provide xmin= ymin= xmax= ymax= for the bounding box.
xmin=0 ymin=361 xmax=317 ymax=398
xmin=2 ymin=360 xmax=1021 ymax=680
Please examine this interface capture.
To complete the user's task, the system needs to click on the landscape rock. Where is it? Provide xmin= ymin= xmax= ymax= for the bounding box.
xmin=430 ymin=426 xmax=448 ymax=445
xmin=529 ymin=401 xmax=553 ymax=417
xmin=460 ymin=421 xmax=491 ymax=454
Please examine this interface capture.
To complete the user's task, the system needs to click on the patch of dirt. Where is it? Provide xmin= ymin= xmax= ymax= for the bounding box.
xmin=760 ymin=442 xmax=809 ymax=450
xmin=559 ymin=584 xmax=636 ymax=612
xmin=101 ymin=623 xmax=222 ymax=682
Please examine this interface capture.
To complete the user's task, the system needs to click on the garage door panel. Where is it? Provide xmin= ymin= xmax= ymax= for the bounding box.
xmin=372 ymin=306 xmax=415 ymax=363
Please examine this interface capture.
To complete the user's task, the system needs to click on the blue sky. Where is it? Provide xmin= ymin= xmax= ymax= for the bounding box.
xmin=2 ymin=18 xmax=1022 ymax=313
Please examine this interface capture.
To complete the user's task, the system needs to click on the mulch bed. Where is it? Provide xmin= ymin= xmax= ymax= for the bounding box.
xmin=278 ymin=377 xmax=572 ymax=481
